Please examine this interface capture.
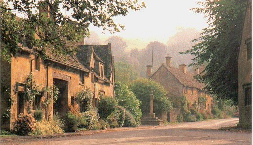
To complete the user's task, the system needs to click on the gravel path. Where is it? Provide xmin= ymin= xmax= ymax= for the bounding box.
xmin=1 ymin=118 xmax=251 ymax=145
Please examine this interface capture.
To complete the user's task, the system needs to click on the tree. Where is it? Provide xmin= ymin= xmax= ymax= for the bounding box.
xmin=139 ymin=41 xmax=168 ymax=77
xmin=183 ymin=0 xmax=247 ymax=104
xmin=106 ymin=36 xmax=128 ymax=61
xmin=115 ymin=82 xmax=142 ymax=125
xmin=130 ymin=79 xmax=172 ymax=115
xmin=1 ymin=0 xmax=145 ymax=60
xmin=115 ymin=60 xmax=140 ymax=84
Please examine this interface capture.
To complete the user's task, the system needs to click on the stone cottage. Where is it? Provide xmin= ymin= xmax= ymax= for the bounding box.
xmin=238 ymin=0 xmax=252 ymax=128
xmin=147 ymin=56 xmax=212 ymax=122
xmin=1 ymin=43 xmax=115 ymax=130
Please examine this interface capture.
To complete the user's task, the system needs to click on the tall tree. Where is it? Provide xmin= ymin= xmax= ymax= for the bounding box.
xmin=106 ymin=36 xmax=128 ymax=61
xmin=139 ymin=41 xmax=168 ymax=77
xmin=1 ymin=0 xmax=145 ymax=60
xmin=115 ymin=60 xmax=140 ymax=84
xmin=184 ymin=0 xmax=247 ymax=104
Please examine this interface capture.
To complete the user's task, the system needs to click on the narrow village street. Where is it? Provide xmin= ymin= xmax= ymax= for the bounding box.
xmin=2 ymin=118 xmax=251 ymax=145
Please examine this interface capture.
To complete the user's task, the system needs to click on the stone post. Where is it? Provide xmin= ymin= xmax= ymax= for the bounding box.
xmin=150 ymin=90 xmax=155 ymax=118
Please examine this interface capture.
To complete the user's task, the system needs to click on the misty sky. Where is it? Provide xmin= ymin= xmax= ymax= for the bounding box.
xmin=88 ymin=0 xmax=207 ymax=50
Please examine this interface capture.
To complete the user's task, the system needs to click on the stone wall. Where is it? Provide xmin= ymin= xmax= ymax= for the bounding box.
xmin=6 ymin=51 xmax=114 ymax=130
xmin=151 ymin=65 xmax=183 ymax=98
xmin=238 ymin=0 xmax=252 ymax=127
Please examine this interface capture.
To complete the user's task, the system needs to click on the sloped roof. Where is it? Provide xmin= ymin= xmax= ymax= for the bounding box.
xmin=44 ymin=48 xmax=89 ymax=72
xmin=152 ymin=63 xmax=204 ymax=90
xmin=19 ymin=44 xmax=89 ymax=72
xmin=77 ymin=44 xmax=113 ymax=79
xmin=19 ymin=44 xmax=113 ymax=79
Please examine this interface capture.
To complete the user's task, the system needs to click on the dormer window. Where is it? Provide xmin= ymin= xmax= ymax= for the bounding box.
xmin=99 ymin=62 xmax=104 ymax=78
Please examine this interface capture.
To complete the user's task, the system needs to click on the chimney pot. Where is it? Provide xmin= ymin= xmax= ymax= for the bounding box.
xmin=179 ymin=64 xmax=187 ymax=74
xmin=165 ymin=56 xmax=172 ymax=67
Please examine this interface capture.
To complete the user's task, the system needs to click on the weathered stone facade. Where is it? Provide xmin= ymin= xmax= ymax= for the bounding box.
xmin=238 ymin=0 xmax=252 ymax=128
xmin=149 ymin=57 xmax=212 ymax=122
xmin=1 ymin=44 xmax=115 ymax=130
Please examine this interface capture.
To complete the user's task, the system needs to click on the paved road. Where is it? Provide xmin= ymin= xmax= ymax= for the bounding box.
xmin=2 ymin=118 xmax=252 ymax=145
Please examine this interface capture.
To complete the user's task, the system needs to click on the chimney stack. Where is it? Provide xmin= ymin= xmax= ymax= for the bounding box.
xmin=146 ymin=65 xmax=152 ymax=78
xmin=165 ymin=55 xmax=172 ymax=67
xmin=179 ymin=64 xmax=187 ymax=74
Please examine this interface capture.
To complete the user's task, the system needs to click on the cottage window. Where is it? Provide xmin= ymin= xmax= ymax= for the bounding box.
xmin=35 ymin=55 xmax=40 ymax=71
xmin=191 ymin=88 xmax=194 ymax=95
xmin=71 ymin=96 xmax=75 ymax=106
xmin=34 ymin=95 xmax=42 ymax=110
xmin=80 ymin=72 xmax=84 ymax=84
xmin=246 ymin=38 xmax=252 ymax=60
xmin=244 ymin=84 xmax=252 ymax=106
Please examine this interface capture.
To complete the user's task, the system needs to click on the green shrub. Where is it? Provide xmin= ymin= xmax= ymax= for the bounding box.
xmin=196 ymin=112 xmax=204 ymax=121
xmin=177 ymin=114 xmax=183 ymax=122
xmin=32 ymin=119 xmax=64 ymax=135
xmin=0 ymin=130 xmax=12 ymax=135
xmin=190 ymin=108 xmax=197 ymax=115
xmin=63 ymin=112 xmax=79 ymax=132
xmin=77 ymin=115 xmax=88 ymax=129
xmin=13 ymin=114 xmax=36 ymax=136
xmin=33 ymin=110 xmax=43 ymax=121
xmin=98 ymin=96 xmax=118 ymax=120
xmin=211 ymin=107 xmax=221 ymax=118
xmin=130 ymin=79 xmax=172 ymax=116
xmin=82 ymin=109 xmax=100 ymax=130
xmin=107 ymin=109 xmax=121 ymax=128
xmin=115 ymin=83 xmax=142 ymax=125
xmin=98 ymin=119 xmax=110 ymax=130
xmin=184 ymin=113 xmax=196 ymax=122
xmin=124 ymin=111 xmax=137 ymax=127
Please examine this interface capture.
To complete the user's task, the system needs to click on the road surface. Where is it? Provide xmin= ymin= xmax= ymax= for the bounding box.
xmin=2 ymin=118 xmax=251 ymax=145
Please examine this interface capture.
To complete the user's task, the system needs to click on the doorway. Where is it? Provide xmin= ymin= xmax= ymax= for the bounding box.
xmin=53 ymin=78 xmax=68 ymax=116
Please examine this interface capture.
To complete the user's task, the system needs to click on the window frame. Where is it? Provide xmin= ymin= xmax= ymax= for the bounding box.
xmin=33 ymin=95 xmax=42 ymax=110
xmin=35 ymin=55 xmax=40 ymax=71
xmin=80 ymin=71 xmax=84 ymax=84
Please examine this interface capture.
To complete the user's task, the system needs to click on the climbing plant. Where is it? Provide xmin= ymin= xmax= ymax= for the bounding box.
xmin=24 ymin=73 xmax=60 ymax=114
xmin=24 ymin=73 xmax=42 ymax=113
xmin=76 ymin=88 xmax=94 ymax=111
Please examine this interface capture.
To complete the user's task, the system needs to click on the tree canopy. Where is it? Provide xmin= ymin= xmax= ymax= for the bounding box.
xmin=115 ymin=60 xmax=140 ymax=84
xmin=130 ymin=79 xmax=172 ymax=115
xmin=183 ymin=0 xmax=247 ymax=104
xmin=1 ymin=0 xmax=145 ymax=60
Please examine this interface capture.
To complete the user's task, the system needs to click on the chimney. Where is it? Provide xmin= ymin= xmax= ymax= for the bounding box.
xmin=165 ymin=55 xmax=172 ymax=67
xmin=179 ymin=64 xmax=187 ymax=74
xmin=146 ymin=65 xmax=152 ymax=78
